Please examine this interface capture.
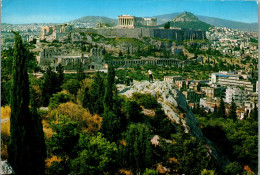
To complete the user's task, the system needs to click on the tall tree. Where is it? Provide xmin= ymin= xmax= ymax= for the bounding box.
xmin=228 ymin=98 xmax=237 ymax=120
xmin=164 ymin=21 xmax=170 ymax=29
xmin=250 ymin=105 xmax=258 ymax=121
xmin=218 ymin=98 xmax=226 ymax=118
xmin=42 ymin=66 xmax=58 ymax=106
xmin=8 ymin=32 xmax=46 ymax=175
xmin=56 ymin=63 xmax=64 ymax=92
xmin=77 ymin=62 xmax=85 ymax=82
xmin=91 ymin=71 xmax=105 ymax=114
xmin=121 ymin=124 xmax=153 ymax=172
xmin=104 ymin=64 xmax=115 ymax=110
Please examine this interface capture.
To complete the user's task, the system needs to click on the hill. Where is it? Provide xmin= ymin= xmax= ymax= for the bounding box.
xmin=68 ymin=16 xmax=117 ymax=26
xmin=155 ymin=12 xmax=258 ymax=32
xmin=197 ymin=15 xmax=258 ymax=32
xmin=159 ymin=12 xmax=212 ymax=31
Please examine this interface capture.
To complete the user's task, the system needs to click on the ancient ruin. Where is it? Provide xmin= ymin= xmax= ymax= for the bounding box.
xmin=37 ymin=47 xmax=105 ymax=71
xmin=40 ymin=24 xmax=72 ymax=41
xmin=117 ymin=15 xmax=157 ymax=28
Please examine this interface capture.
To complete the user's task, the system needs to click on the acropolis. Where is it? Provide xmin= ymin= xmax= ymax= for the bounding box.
xmin=117 ymin=15 xmax=157 ymax=28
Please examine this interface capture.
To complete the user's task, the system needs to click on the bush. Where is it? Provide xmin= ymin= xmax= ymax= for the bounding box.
xmin=143 ymin=168 xmax=158 ymax=175
xmin=49 ymin=102 xmax=102 ymax=133
xmin=132 ymin=92 xmax=158 ymax=109
xmin=62 ymin=79 xmax=80 ymax=95
xmin=49 ymin=92 xmax=70 ymax=110
xmin=70 ymin=133 xmax=118 ymax=175
xmin=1 ymin=106 xmax=10 ymax=159
xmin=123 ymin=99 xmax=142 ymax=122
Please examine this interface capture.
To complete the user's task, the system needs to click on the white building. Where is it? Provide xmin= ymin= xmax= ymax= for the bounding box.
xmin=210 ymin=72 xmax=255 ymax=92
xmin=225 ymin=86 xmax=250 ymax=107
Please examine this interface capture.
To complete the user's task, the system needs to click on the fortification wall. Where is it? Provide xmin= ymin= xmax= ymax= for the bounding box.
xmin=81 ymin=28 xmax=206 ymax=41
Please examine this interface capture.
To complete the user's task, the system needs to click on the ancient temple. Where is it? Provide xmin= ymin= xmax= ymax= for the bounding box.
xmin=117 ymin=15 xmax=157 ymax=28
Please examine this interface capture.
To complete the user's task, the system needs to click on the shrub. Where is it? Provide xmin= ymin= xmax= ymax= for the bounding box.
xmin=132 ymin=93 xmax=158 ymax=109
xmin=49 ymin=92 xmax=70 ymax=110
xmin=143 ymin=168 xmax=158 ymax=175
xmin=70 ymin=133 xmax=118 ymax=175
xmin=50 ymin=102 xmax=102 ymax=134
xmin=123 ymin=99 xmax=142 ymax=122
xmin=1 ymin=106 xmax=10 ymax=159
xmin=62 ymin=79 xmax=80 ymax=95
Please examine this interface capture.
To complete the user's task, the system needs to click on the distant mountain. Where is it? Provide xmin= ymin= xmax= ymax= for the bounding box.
xmin=172 ymin=11 xmax=199 ymax=22
xmin=154 ymin=12 xmax=258 ymax=32
xmin=159 ymin=12 xmax=212 ymax=31
xmin=197 ymin=16 xmax=258 ymax=32
xmin=68 ymin=16 xmax=117 ymax=26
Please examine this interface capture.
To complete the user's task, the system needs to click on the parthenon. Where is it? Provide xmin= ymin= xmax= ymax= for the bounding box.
xmin=117 ymin=15 xmax=157 ymax=28
xmin=118 ymin=15 xmax=135 ymax=28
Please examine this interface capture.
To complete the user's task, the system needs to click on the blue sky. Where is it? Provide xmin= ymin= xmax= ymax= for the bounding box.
xmin=1 ymin=0 xmax=258 ymax=24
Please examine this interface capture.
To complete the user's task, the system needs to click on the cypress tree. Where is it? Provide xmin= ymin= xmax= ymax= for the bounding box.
xmin=8 ymin=32 xmax=46 ymax=174
xmin=218 ymin=98 xmax=226 ymax=118
xmin=250 ymin=105 xmax=258 ymax=121
xmin=42 ymin=66 xmax=58 ymax=106
xmin=77 ymin=62 xmax=85 ymax=82
xmin=82 ymin=86 xmax=92 ymax=112
xmin=213 ymin=104 xmax=218 ymax=115
xmin=56 ymin=63 xmax=64 ymax=92
xmin=104 ymin=64 xmax=115 ymax=110
xmin=228 ymin=98 xmax=237 ymax=120
xmin=91 ymin=71 xmax=105 ymax=114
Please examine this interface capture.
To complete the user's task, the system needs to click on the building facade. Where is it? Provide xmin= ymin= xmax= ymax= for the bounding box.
xmin=40 ymin=24 xmax=72 ymax=41
xmin=210 ymin=72 xmax=256 ymax=92
xmin=225 ymin=86 xmax=250 ymax=107
xmin=37 ymin=47 xmax=105 ymax=71
xmin=117 ymin=15 xmax=157 ymax=28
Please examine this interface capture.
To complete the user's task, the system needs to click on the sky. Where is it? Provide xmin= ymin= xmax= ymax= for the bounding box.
xmin=1 ymin=0 xmax=258 ymax=24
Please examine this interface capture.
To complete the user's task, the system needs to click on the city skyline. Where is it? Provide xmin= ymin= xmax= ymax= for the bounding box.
xmin=1 ymin=0 xmax=258 ymax=24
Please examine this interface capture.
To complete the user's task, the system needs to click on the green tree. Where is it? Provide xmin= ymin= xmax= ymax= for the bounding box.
xmin=47 ymin=115 xmax=79 ymax=158
xmin=77 ymin=62 xmax=85 ymax=82
xmin=123 ymin=99 xmax=142 ymax=122
xmin=104 ymin=64 xmax=115 ymax=110
xmin=56 ymin=63 xmax=64 ymax=92
xmin=91 ymin=71 xmax=105 ymax=114
xmin=101 ymin=109 xmax=122 ymax=142
xmin=218 ymin=98 xmax=226 ymax=118
xmin=70 ymin=133 xmax=118 ymax=175
xmin=169 ymin=132 xmax=211 ymax=175
xmin=82 ymin=86 xmax=92 ymax=111
xmin=121 ymin=124 xmax=153 ymax=172
xmin=250 ymin=105 xmax=258 ymax=121
xmin=224 ymin=162 xmax=243 ymax=175
xmin=49 ymin=92 xmax=70 ymax=110
xmin=8 ymin=32 xmax=46 ymax=175
xmin=228 ymin=98 xmax=237 ymax=120
xmin=42 ymin=66 xmax=59 ymax=106
xmin=152 ymin=108 xmax=176 ymax=139
xmin=62 ymin=79 xmax=80 ymax=96
xmin=164 ymin=21 xmax=171 ymax=29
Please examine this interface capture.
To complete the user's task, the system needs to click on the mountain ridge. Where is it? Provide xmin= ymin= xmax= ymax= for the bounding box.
xmin=2 ymin=13 xmax=258 ymax=32
xmin=154 ymin=12 xmax=258 ymax=32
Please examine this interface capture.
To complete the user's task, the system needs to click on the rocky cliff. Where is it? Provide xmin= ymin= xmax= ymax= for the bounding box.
xmin=118 ymin=80 xmax=220 ymax=160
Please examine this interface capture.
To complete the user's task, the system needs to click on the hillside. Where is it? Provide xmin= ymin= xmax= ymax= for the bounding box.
xmin=159 ymin=12 xmax=212 ymax=31
xmin=197 ymin=15 xmax=258 ymax=32
xmin=155 ymin=12 xmax=258 ymax=32
xmin=68 ymin=16 xmax=117 ymax=26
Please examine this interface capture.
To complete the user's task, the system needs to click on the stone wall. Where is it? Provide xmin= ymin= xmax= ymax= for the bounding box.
xmin=80 ymin=28 xmax=206 ymax=41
